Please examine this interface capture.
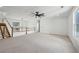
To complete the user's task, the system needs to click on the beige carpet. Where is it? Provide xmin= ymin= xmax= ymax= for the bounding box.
xmin=0 ymin=33 xmax=77 ymax=53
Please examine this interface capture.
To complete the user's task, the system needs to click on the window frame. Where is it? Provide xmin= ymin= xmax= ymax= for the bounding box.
xmin=73 ymin=8 xmax=79 ymax=37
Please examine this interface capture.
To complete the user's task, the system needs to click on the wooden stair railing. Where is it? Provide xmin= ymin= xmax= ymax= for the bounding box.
xmin=0 ymin=23 xmax=11 ymax=39
xmin=0 ymin=18 xmax=13 ymax=39
xmin=3 ymin=18 xmax=13 ymax=37
xmin=3 ymin=19 xmax=13 ymax=37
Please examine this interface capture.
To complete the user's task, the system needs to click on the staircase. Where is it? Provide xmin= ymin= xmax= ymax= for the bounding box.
xmin=0 ymin=19 xmax=13 ymax=39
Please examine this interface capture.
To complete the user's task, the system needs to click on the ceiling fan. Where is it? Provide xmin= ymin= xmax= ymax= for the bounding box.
xmin=61 ymin=6 xmax=64 ymax=8
xmin=32 ymin=11 xmax=45 ymax=18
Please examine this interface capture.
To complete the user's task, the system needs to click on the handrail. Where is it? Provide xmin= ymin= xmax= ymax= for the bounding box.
xmin=5 ymin=19 xmax=12 ymax=29
xmin=3 ymin=18 xmax=13 ymax=37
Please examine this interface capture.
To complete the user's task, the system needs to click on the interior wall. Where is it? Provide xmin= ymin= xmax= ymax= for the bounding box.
xmin=40 ymin=16 xmax=68 ymax=35
xmin=6 ymin=15 xmax=68 ymax=36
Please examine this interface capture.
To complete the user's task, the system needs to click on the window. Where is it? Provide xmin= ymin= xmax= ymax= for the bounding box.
xmin=13 ymin=22 xmax=20 ymax=27
xmin=12 ymin=22 xmax=20 ymax=31
xmin=74 ymin=9 xmax=79 ymax=37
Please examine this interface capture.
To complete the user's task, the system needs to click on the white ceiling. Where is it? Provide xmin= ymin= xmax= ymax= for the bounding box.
xmin=0 ymin=6 xmax=72 ymax=20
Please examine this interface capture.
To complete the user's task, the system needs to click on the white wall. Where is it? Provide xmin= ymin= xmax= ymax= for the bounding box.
xmin=4 ymin=14 xmax=69 ymax=35
xmin=6 ymin=15 xmax=68 ymax=36
xmin=40 ymin=16 xmax=68 ymax=35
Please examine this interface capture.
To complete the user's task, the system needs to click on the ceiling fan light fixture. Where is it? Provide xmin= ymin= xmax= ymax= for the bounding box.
xmin=61 ymin=6 xmax=64 ymax=8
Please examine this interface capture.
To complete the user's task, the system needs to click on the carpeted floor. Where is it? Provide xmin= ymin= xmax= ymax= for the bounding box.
xmin=0 ymin=33 xmax=77 ymax=53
